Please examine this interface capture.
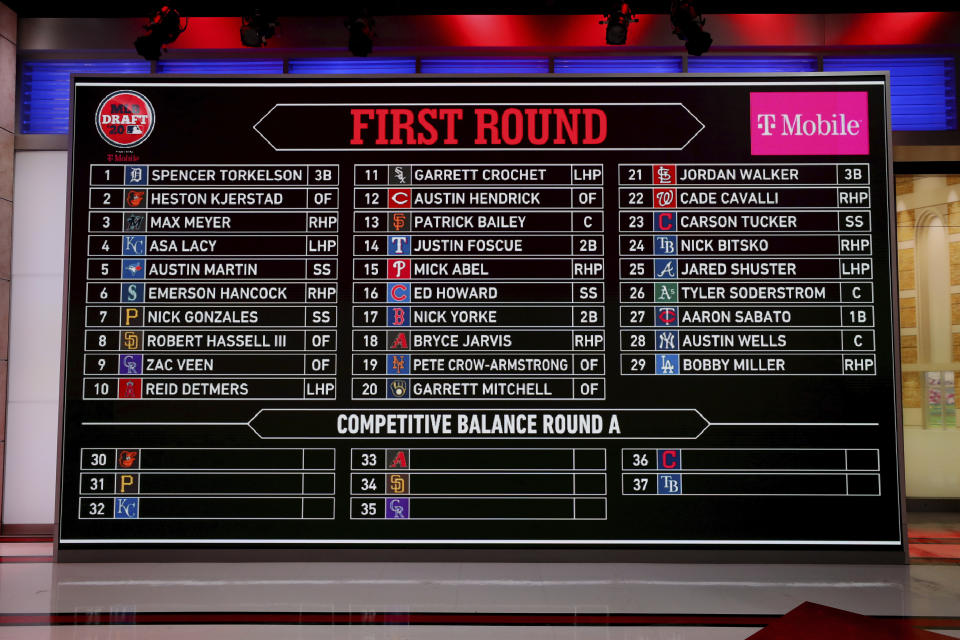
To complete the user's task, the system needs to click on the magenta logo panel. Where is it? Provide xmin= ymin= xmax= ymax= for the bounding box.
xmin=750 ymin=92 xmax=869 ymax=156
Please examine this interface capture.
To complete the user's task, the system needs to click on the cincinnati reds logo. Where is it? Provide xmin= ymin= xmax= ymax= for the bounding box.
xmin=96 ymin=90 xmax=155 ymax=148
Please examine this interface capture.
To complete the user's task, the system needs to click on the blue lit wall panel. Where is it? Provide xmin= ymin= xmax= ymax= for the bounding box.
xmin=288 ymin=58 xmax=417 ymax=74
xmin=688 ymin=56 xmax=818 ymax=73
xmin=822 ymin=57 xmax=957 ymax=130
xmin=156 ymin=60 xmax=283 ymax=74
xmin=554 ymin=57 xmax=682 ymax=74
xmin=20 ymin=60 xmax=151 ymax=134
xmin=420 ymin=58 xmax=549 ymax=74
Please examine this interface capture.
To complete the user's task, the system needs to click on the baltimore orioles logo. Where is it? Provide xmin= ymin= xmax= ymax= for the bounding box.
xmin=126 ymin=190 xmax=145 ymax=207
xmin=118 ymin=450 xmax=138 ymax=468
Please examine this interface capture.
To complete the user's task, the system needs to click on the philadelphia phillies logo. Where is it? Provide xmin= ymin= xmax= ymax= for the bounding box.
xmin=96 ymin=90 xmax=155 ymax=148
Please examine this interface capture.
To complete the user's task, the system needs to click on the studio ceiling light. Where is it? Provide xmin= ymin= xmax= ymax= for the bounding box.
xmin=134 ymin=6 xmax=188 ymax=61
xmin=601 ymin=3 xmax=637 ymax=45
xmin=670 ymin=0 xmax=712 ymax=56
xmin=240 ymin=11 xmax=278 ymax=47
xmin=346 ymin=12 xmax=375 ymax=57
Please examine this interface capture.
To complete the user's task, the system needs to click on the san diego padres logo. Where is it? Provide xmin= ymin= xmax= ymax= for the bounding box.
xmin=95 ymin=90 xmax=155 ymax=148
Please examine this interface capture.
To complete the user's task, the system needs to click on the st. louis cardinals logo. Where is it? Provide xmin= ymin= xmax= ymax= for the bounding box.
xmin=96 ymin=91 xmax=155 ymax=148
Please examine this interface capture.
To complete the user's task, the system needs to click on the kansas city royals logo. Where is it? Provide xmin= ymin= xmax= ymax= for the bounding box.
xmin=656 ymin=354 xmax=679 ymax=375
xmin=388 ymin=236 xmax=411 ymax=255
xmin=121 ymin=259 xmax=145 ymax=279
xmin=114 ymin=497 xmax=140 ymax=518
xmin=122 ymin=235 xmax=146 ymax=256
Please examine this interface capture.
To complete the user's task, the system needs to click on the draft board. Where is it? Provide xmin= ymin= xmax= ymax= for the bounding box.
xmin=57 ymin=75 xmax=904 ymax=560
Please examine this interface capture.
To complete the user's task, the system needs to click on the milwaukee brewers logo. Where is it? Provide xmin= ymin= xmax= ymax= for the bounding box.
xmin=96 ymin=90 xmax=155 ymax=148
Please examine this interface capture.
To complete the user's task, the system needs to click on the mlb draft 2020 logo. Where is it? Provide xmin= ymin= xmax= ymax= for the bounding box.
xmin=96 ymin=90 xmax=155 ymax=148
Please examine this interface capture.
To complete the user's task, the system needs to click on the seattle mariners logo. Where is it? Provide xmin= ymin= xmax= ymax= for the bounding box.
xmin=96 ymin=90 xmax=155 ymax=148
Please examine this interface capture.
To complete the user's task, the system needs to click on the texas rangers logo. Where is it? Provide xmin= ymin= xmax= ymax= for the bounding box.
xmin=96 ymin=90 xmax=155 ymax=148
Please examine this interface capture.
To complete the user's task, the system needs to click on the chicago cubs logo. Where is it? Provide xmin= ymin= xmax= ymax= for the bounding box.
xmin=96 ymin=90 xmax=155 ymax=148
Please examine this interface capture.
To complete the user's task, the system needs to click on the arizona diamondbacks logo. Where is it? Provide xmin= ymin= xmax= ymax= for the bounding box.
xmin=96 ymin=90 xmax=155 ymax=148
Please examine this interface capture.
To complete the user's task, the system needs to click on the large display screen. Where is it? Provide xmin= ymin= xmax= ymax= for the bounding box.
xmin=57 ymin=75 xmax=904 ymax=559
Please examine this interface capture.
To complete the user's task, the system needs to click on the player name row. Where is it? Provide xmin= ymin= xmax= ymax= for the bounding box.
xmin=84 ymin=353 xmax=609 ymax=376
xmin=617 ymin=164 xmax=868 ymax=186
xmin=85 ymin=257 xmax=874 ymax=280
xmin=90 ymin=165 xmax=339 ymax=186
xmin=622 ymin=354 xmax=876 ymax=376
xmin=80 ymin=378 xmax=606 ymax=400
xmin=617 ymin=187 xmax=869 ymax=209
xmin=86 ymin=234 xmax=872 ymax=257
xmin=89 ymin=211 xmax=871 ymax=233
xmin=83 ymin=328 xmax=875 ymax=355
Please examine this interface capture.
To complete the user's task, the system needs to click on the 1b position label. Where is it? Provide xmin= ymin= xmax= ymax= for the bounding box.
xmin=58 ymin=75 xmax=904 ymax=560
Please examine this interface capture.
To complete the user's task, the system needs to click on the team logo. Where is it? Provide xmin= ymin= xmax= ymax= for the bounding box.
xmin=125 ymin=166 xmax=148 ymax=185
xmin=388 ymin=259 xmax=411 ymax=280
xmin=388 ymin=474 xmax=409 ymax=494
xmin=654 ymin=211 xmax=675 ymax=232
xmin=388 ymin=236 xmax=411 ymax=255
xmin=388 ymin=188 xmax=411 ymax=208
xmin=387 ymin=354 xmax=410 ymax=375
xmin=388 ymin=307 xmax=410 ymax=327
xmin=388 ymin=449 xmax=410 ymax=468
xmin=654 ymin=236 xmax=677 ymax=256
xmin=389 ymin=283 xmax=409 ymax=302
xmin=125 ymin=190 xmax=146 ymax=207
xmin=653 ymin=164 xmax=676 ymax=185
xmin=123 ymin=235 xmax=146 ymax=256
xmin=118 ymin=474 xmax=139 ymax=494
xmin=124 ymin=283 xmax=144 ymax=303
xmin=118 ymin=378 xmax=142 ymax=399
xmin=656 ymin=354 xmax=679 ymax=376
xmin=388 ymin=331 xmax=409 ymax=350
xmin=123 ymin=212 xmax=146 ymax=231
xmin=653 ymin=188 xmax=676 ymax=208
xmin=120 ymin=354 xmax=143 ymax=375
xmin=117 ymin=449 xmax=140 ymax=469
xmin=121 ymin=330 xmax=142 ymax=350
xmin=122 ymin=307 xmax=142 ymax=327
xmin=389 ymin=165 xmax=411 ymax=185
xmin=122 ymin=259 xmax=145 ymax=279
xmin=114 ymin=497 xmax=140 ymax=518
xmin=96 ymin=90 xmax=155 ymax=148
xmin=386 ymin=497 xmax=410 ymax=519
xmin=654 ymin=259 xmax=677 ymax=279
xmin=387 ymin=379 xmax=409 ymax=399
xmin=654 ymin=306 xmax=678 ymax=327
xmin=655 ymin=282 xmax=678 ymax=303
xmin=391 ymin=211 xmax=410 ymax=232
xmin=655 ymin=330 xmax=678 ymax=351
